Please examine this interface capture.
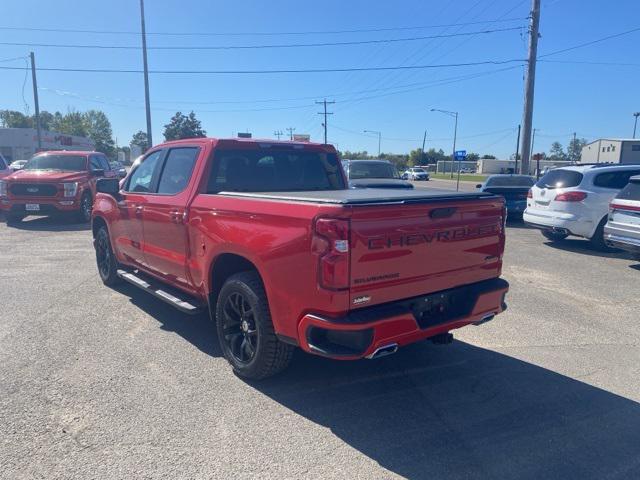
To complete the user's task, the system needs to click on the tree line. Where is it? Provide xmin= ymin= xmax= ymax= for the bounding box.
xmin=1 ymin=108 xmax=589 ymax=164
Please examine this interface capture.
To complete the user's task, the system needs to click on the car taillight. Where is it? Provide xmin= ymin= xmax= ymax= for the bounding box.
xmin=312 ymin=218 xmax=350 ymax=290
xmin=526 ymin=189 xmax=532 ymax=199
xmin=555 ymin=191 xmax=587 ymax=202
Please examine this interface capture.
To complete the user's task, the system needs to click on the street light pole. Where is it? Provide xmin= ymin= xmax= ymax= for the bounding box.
xmin=431 ymin=109 xmax=459 ymax=179
xmin=634 ymin=112 xmax=640 ymax=139
xmin=364 ymin=130 xmax=381 ymax=157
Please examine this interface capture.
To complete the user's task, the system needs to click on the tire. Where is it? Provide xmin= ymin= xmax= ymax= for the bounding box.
xmin=541 ymin=229 xmax=568 ymax=242
xmin=76 ymin=192 xmax=93 ymax=223
xmin=216 ymin=271 xmax=294 ymax=380
xmin=589 ymin=217 xmax=613 ymax=252
xmin=5 ymin=213 xmax=24 ymax=225
xmin=94 ymin=225 xmax=121 ymax=286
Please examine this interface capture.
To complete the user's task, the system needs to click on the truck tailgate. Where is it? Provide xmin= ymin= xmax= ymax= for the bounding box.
xmin=349 ymin=197 xmax=505 ymax=307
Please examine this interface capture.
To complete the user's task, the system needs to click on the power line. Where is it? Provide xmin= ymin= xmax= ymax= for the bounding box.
xmin=539 ymin=59 xmax=640 ymax=67
xmin=0 ymin=18 xmax=527 ymax=37
xmin=539 ymin=26 xmax=640 ymax=58
xmin=0 ymin=27 xmax=524 ymax=51
xmin=0 ymin=58 xmax=526 ymax=75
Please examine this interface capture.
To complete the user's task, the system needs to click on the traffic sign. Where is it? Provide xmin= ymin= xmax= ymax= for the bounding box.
xmin=454 ymin=150 xmax=467 ymax=161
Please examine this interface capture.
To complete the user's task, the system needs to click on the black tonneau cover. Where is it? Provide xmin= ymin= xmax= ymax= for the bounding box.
xmin=218 ymin=188 xmax=496 ymax=205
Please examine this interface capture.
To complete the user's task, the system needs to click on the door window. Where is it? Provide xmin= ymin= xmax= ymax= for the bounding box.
xmin=97 ymin=155 xmax=111 ymax=171
xmin=157 ymin=147 xmax=199 ymax=195
xmin=594 ymin=170 xmax=640 ymax=189
xmin=126 ymin=150 xmax=163 ymax=193
xmin=89 ymin=155 xmax=102 ymax=172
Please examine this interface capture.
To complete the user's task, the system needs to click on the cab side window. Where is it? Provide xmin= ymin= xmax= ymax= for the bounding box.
xmin=156 ymin=148 xmax=199 ymax=195
xmin=97 ymin=155 xmax=111 ymax=171
xmin=126 ymin=150 xmax=163 ymax=193
xmin=89 ymin=155 xmax=102 ymax=172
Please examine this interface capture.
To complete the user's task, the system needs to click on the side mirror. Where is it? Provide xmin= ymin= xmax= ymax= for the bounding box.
xmin=96 ymin=178 xmax=121 ymax=198
xmin=91 ymin=168 xmax=105 ymax=177
xmin=476 ymin=184 xmax=482 ymax=189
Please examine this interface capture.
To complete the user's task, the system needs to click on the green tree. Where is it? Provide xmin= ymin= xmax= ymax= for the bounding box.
xmin=38 ymin=111 xmax=56 ymax=131
xmin=467 ymin=152 xmax=480 ymax=162
xmin=481 ymin=154 xmax=497 ymax=159
xmin=163 ymin=111 xmax=206 ymax=141
xmin=548 ymin=141 xmax=567 ymax=161
xmin=567 ymin=137 xmax=587 ymax=163
xmin=0 ymin=110 xmax=31 ymax=128
xmin=52 ymin=110 xmax=88 ymax=137
xmin=130 ymin=130 xmax=149 ymax=153
xmin=84 ymin=110 xmax=115 ymax=157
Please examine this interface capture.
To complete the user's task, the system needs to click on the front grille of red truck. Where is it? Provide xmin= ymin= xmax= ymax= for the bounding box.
xmin=10 ymin=183 xmax=58 ymax=197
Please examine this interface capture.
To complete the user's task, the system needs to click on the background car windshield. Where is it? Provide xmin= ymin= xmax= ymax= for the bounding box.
xmin=24 ymin=155 xmax=87 ymax=171
xmin=536 ymin=169 xmax=583 ymax=189
xmin=486 ymin=176 xmax=535 ymax=187
xmin=349 ymin=162 xmax=399 ymax=179
xmin=209 ymin=150 xmax=345 ymax=192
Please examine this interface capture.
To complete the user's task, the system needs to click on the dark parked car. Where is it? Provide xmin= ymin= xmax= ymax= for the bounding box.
xmin=342 ymin=159 xmax=413 ymax=189
xmin=476 ymin=174 xmax=535 ymax=219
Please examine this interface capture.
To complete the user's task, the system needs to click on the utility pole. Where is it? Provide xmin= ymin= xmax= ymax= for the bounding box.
xmin=421 ymin=130 xmax=427 ymax=164
xmin=633 ymin=112 xmax=639 ymax=139
xmin=29 ymin=52 xmax=42 ymax=151
xmin=316 ymin=98 xmax=335 ymax=144
xmin=140 ymin=0 xmax=153 ymax=148
xmin=519 ymin=0 xmax=541 ymax=175
xmin=514 ymin=124 xmax=521 ymax=174
xmin=286 ymin=127 xmax=295 ymax=140
xmin=274 ymin=130 xmax=283 ymax=140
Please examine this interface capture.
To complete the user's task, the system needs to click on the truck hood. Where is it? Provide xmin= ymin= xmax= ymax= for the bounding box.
xmin=6 ymin=170 xmax=87 ymax=183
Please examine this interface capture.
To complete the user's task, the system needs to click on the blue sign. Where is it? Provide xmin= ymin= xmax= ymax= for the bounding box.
xmin=454 ymin=150 xmax=467 ymax=161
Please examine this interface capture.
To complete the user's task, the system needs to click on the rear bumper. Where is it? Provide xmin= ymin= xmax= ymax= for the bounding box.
xmin=604 ymin=229 xmax=640 ymax=254
xmin=523 ymin=208 xmax=594 ymax=238
xmin=297 ymin=278 xmax=509 ymax=360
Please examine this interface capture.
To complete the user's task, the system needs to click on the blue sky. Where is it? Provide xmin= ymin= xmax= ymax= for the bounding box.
xmin=0 ymin=0 xmax=639 ymax=157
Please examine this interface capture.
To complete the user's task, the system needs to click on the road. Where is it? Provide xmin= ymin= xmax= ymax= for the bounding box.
xmin=1 ymin=211 xmax=639 ymax=479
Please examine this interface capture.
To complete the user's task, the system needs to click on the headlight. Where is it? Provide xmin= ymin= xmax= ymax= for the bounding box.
xmin=0 ymin=180 xmax=7 ymax=197
xmin=63 ymin=182 xmax=78 ymax=197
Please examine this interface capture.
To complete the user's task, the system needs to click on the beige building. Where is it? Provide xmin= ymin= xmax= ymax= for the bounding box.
xmin=581 ymin=138 xmax=640 ymax=164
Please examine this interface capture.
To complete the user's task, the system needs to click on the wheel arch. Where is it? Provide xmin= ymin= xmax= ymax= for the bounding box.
xmin=208 ymin=253 xmax=264 ymax=309
xmin=92 ymin=215 xmax=108 ymax=238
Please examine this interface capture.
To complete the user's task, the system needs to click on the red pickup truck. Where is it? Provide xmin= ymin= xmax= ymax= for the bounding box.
xmin=0 ymin=150 xmax=117 ymax=224
xmin=92 ymin=138 xmax=509 ymax=379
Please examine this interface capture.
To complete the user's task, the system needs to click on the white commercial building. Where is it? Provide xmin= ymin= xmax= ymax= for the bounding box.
xmin=0 ymin=128 xmax=94 ymax=163
xmin=581 ymin=138 xmax=640 ymax=164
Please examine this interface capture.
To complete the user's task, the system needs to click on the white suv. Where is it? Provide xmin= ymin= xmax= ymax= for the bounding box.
xmin=524 ymin=164 xmax=640 ymax=249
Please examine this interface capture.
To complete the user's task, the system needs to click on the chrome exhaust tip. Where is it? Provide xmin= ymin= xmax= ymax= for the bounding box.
xmin=365 ymin=343 xmax=398 ymax=360
xmin=473 ymin=313 xmax=496 ymax=326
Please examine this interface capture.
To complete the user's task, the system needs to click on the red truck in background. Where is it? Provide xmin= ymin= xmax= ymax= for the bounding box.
xmin=0 ymin=150 xmax=117 ymax=224
xmin=91 ymin=138 xmax=509 ymax=379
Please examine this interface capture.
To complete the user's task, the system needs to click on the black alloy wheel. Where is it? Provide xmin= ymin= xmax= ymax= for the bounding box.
xmin=221 ymin=291 xmax=258 ymax=364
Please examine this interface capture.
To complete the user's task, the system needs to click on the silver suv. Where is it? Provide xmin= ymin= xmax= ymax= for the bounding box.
xmin=604 ymin=175 xmax=640 ymax=259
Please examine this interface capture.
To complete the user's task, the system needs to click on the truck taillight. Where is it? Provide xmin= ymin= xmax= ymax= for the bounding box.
xmin=555 ymin=191 xmax=587 ymax=202
xmin=313 ymin=218 xmax=350 ymax=290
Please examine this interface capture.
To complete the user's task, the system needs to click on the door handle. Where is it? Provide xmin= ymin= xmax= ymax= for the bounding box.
xmin=169 ymin=210 xmax=185 ymax=224
xmin=135 ymin=205 xmax=144 ymax=215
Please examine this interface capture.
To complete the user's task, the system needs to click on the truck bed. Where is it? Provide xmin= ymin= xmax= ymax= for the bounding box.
xmin=218 ymin=188 xmax=495 ymax=205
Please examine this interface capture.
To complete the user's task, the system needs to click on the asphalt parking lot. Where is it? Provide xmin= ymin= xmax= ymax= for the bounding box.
xmin=2 ymin=207 xmax=640 ymax=479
